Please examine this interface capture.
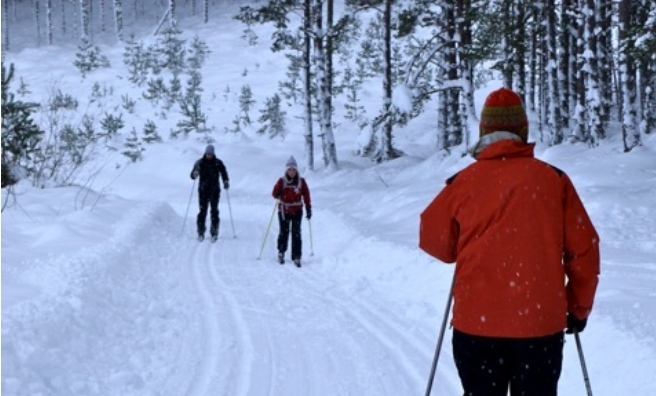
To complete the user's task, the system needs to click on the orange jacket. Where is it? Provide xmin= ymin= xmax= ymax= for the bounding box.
xmin=419 ymin=140 xmax=600 ymax=338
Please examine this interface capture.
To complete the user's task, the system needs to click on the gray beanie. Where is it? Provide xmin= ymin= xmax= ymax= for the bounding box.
xmin=285 ymin=155 xmax=298 ymax=170
xmin=205 ymin=145 xmax=215 ymax=155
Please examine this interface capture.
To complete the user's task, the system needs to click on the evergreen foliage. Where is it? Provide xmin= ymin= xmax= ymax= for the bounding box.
xmin=257 ymin=93 xmax=286 ymax=138
xmin=142 ymin=120 xmax=162 ymax=144
xmin=1 ymin=64 xmax=44 ymax=187
xmin=239 ymin=84 xmax=256 ymax=125
xmin=73 ymin=37 xmax=111 ymax=77
xmin=121 ymin=127 xmax=144 ymax=162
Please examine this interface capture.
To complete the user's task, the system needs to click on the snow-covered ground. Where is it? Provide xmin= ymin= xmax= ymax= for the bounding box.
xmin=3 ymin=4 xmax=656 ymax=396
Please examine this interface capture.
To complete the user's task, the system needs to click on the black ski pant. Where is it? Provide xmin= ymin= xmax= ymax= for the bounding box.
xmin=197 ymin=188 xmax=220 ymax=236
xmin=452 ymin=328 xmax=564 ymax=396
xmin=277 ymin=211 xmax=302 ymax=260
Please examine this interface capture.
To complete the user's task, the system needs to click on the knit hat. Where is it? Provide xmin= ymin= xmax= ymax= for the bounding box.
xmin=479 ymin=88 xmax=529 ymax=142
xmin=285 ymin=155 xmax=298 ymax=170
xmin=205 ymin=144 xmax=215 ymax=155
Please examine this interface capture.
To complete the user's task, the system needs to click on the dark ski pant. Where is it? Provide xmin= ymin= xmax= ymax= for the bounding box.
xmin=452 ymin=328 xmax=564 ymax=396
xmin=277 ymin=211 xmax=302 ymax=260
xmin=197 ymin=188 xmax=220 ymax=237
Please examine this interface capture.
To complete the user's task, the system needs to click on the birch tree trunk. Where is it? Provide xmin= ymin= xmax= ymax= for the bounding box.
xmin=375 ymin=0 xmax=396 ymax=162
xmin=2 ymin=0 xmax=8 ymax=50
xmin=559 ymin=0 xmax=574 ymax=133
xmin=546 ymin=0 xmax=562 ymax=144
xmin=114 ymin=0 xmax=124 ymax=41
xmin=584 ymin=0 xmax=603 ymax=145
xmin=313 ymin=0 xmax=338 ymax=170
xmin=619 ymin=0 xmax=641 ymax=151
xmin=80 ymin=0 xmax=90 ymax=40
xmin=304 ymin=0 xmax=314 ymax=170
xmin=204 ymin=0 xmax=209 ymax=23
xmin=46 ymin=0 xmax=53 ymax=45
xmin=169 ymin=0 xmax=177 ymax=28
xmin=61 ymin=0 xmax=67 ymax=35
xmin=34 ymin=0 xmax=42 ymax=46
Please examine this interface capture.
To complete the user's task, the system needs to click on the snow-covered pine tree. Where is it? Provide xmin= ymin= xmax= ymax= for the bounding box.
xmin=123 ymin=35 xmax=151 ymax=86
xmin=257 ymin=93 xmax=286 ymax=138
xmin=174 ymin=70 xmax=208 ymax=136
xmin=143 ymin=77 xmax=168 ymax=104
xmin=122 ymin=127 xmax=144 ymax=162
xmin=74 ymin=37 xmax=111 ymax=77
xmin=341 ymin=64 xmax=366 ymax=126
xmin=239 ymin=84 xmax=256 ymax=125
xmin=279 ymin=51 xmax=304 ymax=105
xmin=142 ymin=119 xmax=162 ymax=144
xmin=1 ymin=64 xmax=44 ymax=187
xmin=99 ymin=112 xmax=124 ymax=141
xmin=187 ymin=36 xmax=210 ymax=71
xmin=156 ymin=27 xmax=186 ymax=76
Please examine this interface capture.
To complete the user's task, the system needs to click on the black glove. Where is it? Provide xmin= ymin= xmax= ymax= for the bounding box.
xmin=191 ymin=170 xmax=199 ymax=180
xmin=306 ymin=208 xmax=312 ymax=220
xmin=224 ymin=180 xmax=230 ymax=190
xmin=565 ymin=313 xmax=588 ymax=334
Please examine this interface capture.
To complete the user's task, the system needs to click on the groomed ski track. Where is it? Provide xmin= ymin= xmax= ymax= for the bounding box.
xmin=161 ymin=204 xmax=458 ymax=396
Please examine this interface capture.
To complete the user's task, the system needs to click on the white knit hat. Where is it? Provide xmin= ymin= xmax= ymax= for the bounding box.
xmin=285 ymin=155 xmax=298 ymax=169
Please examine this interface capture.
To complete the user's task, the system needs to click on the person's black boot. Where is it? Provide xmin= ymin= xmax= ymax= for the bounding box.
xmin=278 ymin=252 xmax=285 ymax=264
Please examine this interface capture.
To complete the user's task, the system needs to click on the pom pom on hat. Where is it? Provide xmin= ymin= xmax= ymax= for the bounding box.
xmin=205 ymin=144 xmax=215 ymax=155
xmin=479 ymin=88 xmax=529 ymax=142
xmin=285 ymin=155 xmax=298 ymax=170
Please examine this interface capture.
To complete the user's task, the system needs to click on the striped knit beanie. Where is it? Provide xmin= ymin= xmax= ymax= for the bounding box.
xmin=479 ymin=88 xmax=529 ymax=142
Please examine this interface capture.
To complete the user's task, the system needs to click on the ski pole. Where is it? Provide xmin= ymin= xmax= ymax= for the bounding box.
xmin=308 ymin=217 xmax=314 ymax=256
xmin=257 ymin=200 xmax=278 ymax=260
xmin=181 ymin=179 xmax=196 ymax=236
xmin=226 ymin=189 xmax=236 ymax=238
xmin=575 ymin=331 xmax=594 ymax=396
xmin=425 ymin=273 xmax=456 ymax=396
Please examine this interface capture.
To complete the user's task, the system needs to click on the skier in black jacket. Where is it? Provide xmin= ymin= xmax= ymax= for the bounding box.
xmin=190 ymin=145 xmax=229 ymax=241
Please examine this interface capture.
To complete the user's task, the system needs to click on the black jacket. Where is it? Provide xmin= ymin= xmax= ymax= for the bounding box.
xmin=191 ymin=157 xmax=229 ymax=192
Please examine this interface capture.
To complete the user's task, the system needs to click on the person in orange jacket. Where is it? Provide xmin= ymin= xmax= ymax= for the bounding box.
xmin=419 ymin=87 xmax=600 ymax=396
xmin=272 ymin=156 xmax=311 ymax=267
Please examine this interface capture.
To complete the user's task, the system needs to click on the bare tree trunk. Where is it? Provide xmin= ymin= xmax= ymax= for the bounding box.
xmin=619 ymin=0 xmax=640 ymax=151
xmin=304 ymin=0 xmax=314 ymax=170
xmin=114 ymin=0 xmax=124 ymax=41
xmin=559 ymin=0 xmax=573 ymax=134
xmin=313 ymin=0 xmax=338 ymax=170
xmin=3 ymin=0 xmax=10 ymax=50
xmin=204 ymin=0 xmax=209 ymax=23
xmin=458 ymin=0 xmax=476 ymax=149
xmin=445 ymin=0 xmax=461 ymax=147
xmin=80 ymin=0 xmax=90 ymax=40
xmin=45 ymin=0 xmax=53 ymax=44
xmin=375 ymin=0 xmax=396 ymax=162
xmin=584 ymin=0 xmax=603 ymax=145
xmin=546 ymin=0 xmax=562 ymax=144
xmin=99 ymin=0 xmax=106 ymax=32
xmin=61 ymin=0 xmax=67 ymax=35
xmin=34 ymin=0 xmax=42 ymax=46
xmin=169 ymin=0 xmax=177 ymax=28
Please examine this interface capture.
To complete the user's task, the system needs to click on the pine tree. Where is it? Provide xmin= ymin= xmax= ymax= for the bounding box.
xmin=175 ymin=70 xmax=208 ymax=136
xmin=99 ymin=112 xmax=125 ymax=140
xmin=122 ymin=127 xmax=144 ymax=162
xmin=74 ymin=37 xmax=111 ymax=77
xmin=187 ymin=36 xmax=211 ymax=70
xmin=142 ymin=120 xmax=162 ymax=144
xmin=123 ymin=36 xmax=150 ymax=86
xmin=1 ymin=64 xmax=44 ymax=187
xmin=239 ymin=84 xmax=256 ymax=125
xmin=257 ymin=94 xmax=286 ymax=138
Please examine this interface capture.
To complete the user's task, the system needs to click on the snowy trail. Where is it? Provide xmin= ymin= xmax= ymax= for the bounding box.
xmin=162 ymin=210 xmax=442 ymax=396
